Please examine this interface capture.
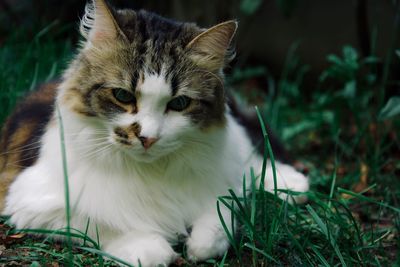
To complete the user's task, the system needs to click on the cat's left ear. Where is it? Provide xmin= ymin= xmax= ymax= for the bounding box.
xmin=186 ymin=21 xmax=238 ymax=71
xmin=80 ymin=0 xmax=127 ymax=43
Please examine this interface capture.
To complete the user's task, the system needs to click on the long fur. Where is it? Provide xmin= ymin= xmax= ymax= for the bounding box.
xmin=80 ymin=1 xmax=96 ymax=39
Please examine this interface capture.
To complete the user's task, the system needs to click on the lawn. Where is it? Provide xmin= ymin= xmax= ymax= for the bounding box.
xmin=0 ymin=17 xmax=399 ymax=267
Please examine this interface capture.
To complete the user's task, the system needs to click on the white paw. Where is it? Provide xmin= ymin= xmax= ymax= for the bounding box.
xmin=186 ymin=226 xmax=229 ymax=262
xmin=104 ymin=233 xmax=178 ymax=267
xmin=263 ymin=162 xmax=309 ymax=203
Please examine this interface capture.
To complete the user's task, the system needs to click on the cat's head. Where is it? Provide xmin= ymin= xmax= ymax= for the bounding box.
xmin=59 ymin=0 xmax=237 ymax=162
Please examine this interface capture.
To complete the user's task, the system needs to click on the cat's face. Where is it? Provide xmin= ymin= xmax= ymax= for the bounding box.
xmin=60 ymin=0 xmax=237 ymax=162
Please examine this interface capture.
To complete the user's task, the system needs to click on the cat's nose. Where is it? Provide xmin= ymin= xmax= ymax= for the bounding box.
xmin=138 ymin=136 xmax=158 ymax=150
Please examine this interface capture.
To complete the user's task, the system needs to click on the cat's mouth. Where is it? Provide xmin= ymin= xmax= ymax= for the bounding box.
xmin=113 ymin=137 xmax=157 ymax=157
xmin=111 ymin=133 xmax=182 ymax=162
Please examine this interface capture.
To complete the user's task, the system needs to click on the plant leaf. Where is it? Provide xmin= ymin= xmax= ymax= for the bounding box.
xmin=240 ymin=0 xmax=263 ymax=15
xmin=378 ymin=96 xmax=400 ymax=120
xmin=396 ymin=49 xmax=400 ymax=58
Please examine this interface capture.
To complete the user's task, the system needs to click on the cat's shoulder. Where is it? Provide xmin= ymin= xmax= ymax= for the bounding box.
xmin=0 ymin=81 xmax=59 ymax=212
xmin=1 ymin=81 xmax=59 ymax=144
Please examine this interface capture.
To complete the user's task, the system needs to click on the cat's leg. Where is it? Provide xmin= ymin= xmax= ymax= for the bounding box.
xmin=261 ymin=160 xmax=309 ymax=203
xmin=103 ymin=231 xmax=178 ymax=267
xmin=4 ymin=164 xmax=66 ymax=230
xmin=186 ymin=209 xmax=231 ymax=262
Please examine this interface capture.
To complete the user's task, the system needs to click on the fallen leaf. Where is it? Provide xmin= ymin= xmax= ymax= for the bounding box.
xmin=173 ymin=257 xmax=187 ymax=266
xmin=353 ymin=163 xmax=369 ymax=193
xmin=9 ymin=233 xmax=26 ymax=239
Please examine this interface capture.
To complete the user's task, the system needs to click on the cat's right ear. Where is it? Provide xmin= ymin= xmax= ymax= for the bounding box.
xmin=80 ymin=0 xmax=127 ymax=44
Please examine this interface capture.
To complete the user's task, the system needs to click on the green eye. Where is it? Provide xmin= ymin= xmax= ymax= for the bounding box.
xmin=167 ymin=96 xmax=191 ymax=111
xmin=113 ymin=89 xmax=136 ymax=104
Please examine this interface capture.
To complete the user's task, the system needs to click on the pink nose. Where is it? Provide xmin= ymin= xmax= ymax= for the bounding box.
xmin=138 ymin=136 xmax=158 ymax=149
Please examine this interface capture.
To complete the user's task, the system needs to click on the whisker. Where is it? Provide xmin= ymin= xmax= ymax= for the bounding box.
xmin=80 ymin=144 xmax=114 ymax=161
xmin=68 ymin=137 xmax=110 ymax=144
xmin=72 ymin=141 xmax=112 ymax=153
xmin=5 ymin=154 xmax=41 ymax=168
xmin=0 ymin=144 xmax=43 ymax=157
xmin=65 ymin=130 xmax=110 ymax=136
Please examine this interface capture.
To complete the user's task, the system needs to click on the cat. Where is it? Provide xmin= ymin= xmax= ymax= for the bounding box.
xmin=0 ymin=0 xmax=309 ymax=266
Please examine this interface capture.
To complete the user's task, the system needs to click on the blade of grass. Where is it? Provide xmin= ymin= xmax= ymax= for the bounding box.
xmin=19 ymin=246 xmax=82 ymax=266
xmin=255 ymin=106 xmax=278 ymax=201
xmin=83 ymin=218 xmax=91 ymax=247
xmin=306 ymin=204 xmax=347 ymax=266
xmin=338 ymin=188 xmax=400 ymax=213
xmin=310 ymin=245 xmax=330 ymax=267
xmin=328 ymin=156 xmax=338 ymax=209
xmin=56 ymin=105 xmax=73 ymax=266
xmin=285 ymin=226 xmax=315 ymax=265
xmin=14 ymin=228 xmax=99 ymax=248
xmin=217 ymin=250 xmax=228 ymax=267
xmin=243 ymin=243 xmax=279 ymax=264
xmin=228 ymin=189 xmax=248 ymax=219
xmin=217 ymin=200 xmax=238 ymax=255
xmin=218 ymin=196 xmax=256 ymax=233
xmin=250 ymin=167 xmax=257 ymax=227
xmin=78 ymin=247 xmax=134 ymax=267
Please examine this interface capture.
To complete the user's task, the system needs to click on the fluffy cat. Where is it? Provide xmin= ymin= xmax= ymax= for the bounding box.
xmin=0 ymin=0 xmax=309 ymax=266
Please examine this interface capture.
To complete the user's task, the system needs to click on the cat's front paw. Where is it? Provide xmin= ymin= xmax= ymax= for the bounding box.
xmin=104 ymin=233 xmax=178 ymax=267
xmin=186 ymin=226 xmax=229 ymax=262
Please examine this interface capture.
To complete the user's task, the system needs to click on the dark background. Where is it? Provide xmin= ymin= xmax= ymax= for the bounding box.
xmin=1 ymin=0 xmax=399 ymax=97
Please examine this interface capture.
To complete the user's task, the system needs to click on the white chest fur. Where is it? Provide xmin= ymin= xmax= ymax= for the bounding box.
xmin=4 ymin=109 xmax=257 ymax=241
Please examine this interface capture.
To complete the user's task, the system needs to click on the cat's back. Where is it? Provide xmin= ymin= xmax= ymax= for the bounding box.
xmin=0 ymin=82 xmax=58 ymax=211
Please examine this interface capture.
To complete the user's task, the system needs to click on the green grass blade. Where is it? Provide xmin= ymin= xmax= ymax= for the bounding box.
xmin=217 ymin=200 xmax=238 ymax=254
xmin=78 ymin=247 xmax=134 ymax=267
xmin=338 ymin=188 xmax=400 ymax=213
xmin=228 ymin=189 xmax=247 ymax=218
xmin=306 ymin=204 xmax=347 ymax=266
xmin=254 ymin=106 xmax=268 ymax=189
xmin=310 ymin=245 xmax=330 ymax=267
xmin=83 ymin=218 xmax=91 ymax=247
xmin=250 ymin=167 xmax=257 ymax=226
xmin=19 ymin=246 xmax=81 ymax=266
xmin=217 ymin=250 xmax=228 ymax=267
xmin=55 ymin=105 xmax=73 ymax=266
xmin=255 ymin=106 xmax=278 ymax=200
xmin=14 ymin=228 xmax=99 ymax=248
xmin=243 ymin=243 xmax=279 ymax=264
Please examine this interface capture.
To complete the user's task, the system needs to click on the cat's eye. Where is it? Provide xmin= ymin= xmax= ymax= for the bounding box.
xmin=113 ymin=89 xmax=136 ymax=104
xmin=167 ymin=96 xmax=191 ymax=111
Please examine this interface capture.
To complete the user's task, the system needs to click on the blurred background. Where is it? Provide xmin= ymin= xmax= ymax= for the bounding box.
xmin=1 ymin=0 xmax=399 ymax=88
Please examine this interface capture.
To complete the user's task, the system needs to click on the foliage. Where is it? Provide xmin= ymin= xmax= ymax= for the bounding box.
xmin=227 ymin=38 xmax=399 ymax=265
xmin=379 ymin=96 xmax=400 ymax=120
xmin=240 ymin=0 xmax=298 ymax=16
xmin=240 ymin=0 xmax=264 ymax=16
xmin=0 ymin=22 xmax=73 ymax=125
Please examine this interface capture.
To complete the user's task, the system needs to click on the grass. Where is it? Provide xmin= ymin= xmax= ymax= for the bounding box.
xmin=0 ymin=20 xmax=399 ymax=267
xmin=0 ymin=21 xmax=74 ymax=125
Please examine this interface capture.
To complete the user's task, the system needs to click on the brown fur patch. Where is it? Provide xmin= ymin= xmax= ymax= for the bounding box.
xmin=62 ymin=87 xmax=96 ymax=117
xmin=113 ymin=122 xmax=141 ymax=145
xmin=127 ymin=122 xmax=141 ymax=137
xmin=0 ymin=82 xmax=58 ymax=212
